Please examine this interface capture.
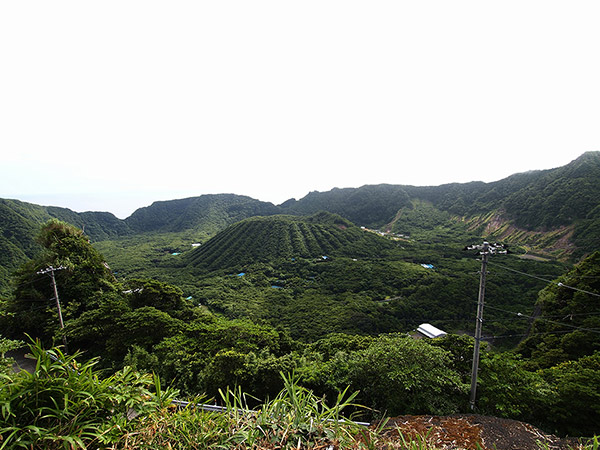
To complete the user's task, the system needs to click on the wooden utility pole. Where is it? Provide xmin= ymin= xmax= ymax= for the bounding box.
xmin=37 ymin=266 xmax=68 ymax=353
xmin=464 ymin=242 xmax=507 ymax=410
xmin=470 ymin=242 xmax=489 ymax=410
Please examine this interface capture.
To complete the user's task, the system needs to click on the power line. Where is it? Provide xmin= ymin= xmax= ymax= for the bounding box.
xmin=487 ymin=261 xmax=600 ymax=298
xmin=527 ymin=311 xmax=600 ymax=319
xmin=557 ymin=282 xmax=600 ymax=298
xmin=11 ymin=273 xmax=49 ymax=289
xmin=11 ymin=297 xmax=53 ymax=303
xmin=16 ymin=304 xmax=54 ymax=312
xmin=480 ymin=303 xmax=600 ymax=335
xmin=491 ymin=328 xmax=600 ymax=340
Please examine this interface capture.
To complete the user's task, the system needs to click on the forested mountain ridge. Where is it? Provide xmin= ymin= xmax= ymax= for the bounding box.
xmin=2 ymin=158 xmax=600 ymax=440
xmin=1 ymin=151 xmax=598 ymax=287
xmin=120 ymin=151 xmax=600 ymax=259
xmin=283 ymin=152 xmax=600 ymax=259
xmin=0 ymin=199 xmax=130 ymax=293
xmin=0 ymin=194 xmax=282 ymax=293
xmin=0 ymin=198 xmax=129 ymax=242
xmin=125 ymin=194 xmax=281 ymax=234
xmin=280 ymin=184 xmax=413 ymax=226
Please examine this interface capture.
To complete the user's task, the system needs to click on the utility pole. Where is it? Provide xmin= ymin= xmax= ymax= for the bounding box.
xmin=464 ymin=242 xmax=507 ymax=410
xmin=37 ymin=265 xmax=68 ymax=353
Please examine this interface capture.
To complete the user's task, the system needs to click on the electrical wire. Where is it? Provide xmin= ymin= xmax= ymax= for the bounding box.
xmin=479 ymin=302 xmax=600 ymax=335
xmin=11 ymin=274 xmax=48 ymax=289
xmin=11 ymin=298 xmax=52 ymax=303
xmin=487 ymin=260 xmax=600 ymax=298
xmin=491 ymin=328 xmax=600 ymax=340
xmin=10 ymin=304 xmax=54 ymax=312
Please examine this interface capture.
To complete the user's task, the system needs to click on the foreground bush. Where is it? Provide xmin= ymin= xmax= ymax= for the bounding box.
xmin=0 ymin=341 xmax=177 ymax=449
xmin=3 ymin=342 xmax=598 ymax=449
xmin=0 ymin=343 xmax=374 ymax=449
xmin=119 ymin=373 xmax=371 ymax=449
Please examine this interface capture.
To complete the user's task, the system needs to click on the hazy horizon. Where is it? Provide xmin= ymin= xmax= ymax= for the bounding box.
xmin=6 ymin=151 xmax=592 ymax=219
xmin=2 ymin=2 xmax=598 ymax=219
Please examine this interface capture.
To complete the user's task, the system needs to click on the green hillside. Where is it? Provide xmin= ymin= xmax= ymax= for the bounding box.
xmin=501 ymin=151 xmax=600 ymax=228
xmin=396 ymin=152 xmax=600 ymax=226
xmin=281 ymin=184 xmax=412 ymax=227
xmin=518 ymin=251 xmax=600 ymax=368
xmin=125 ymin=194 xmax=281 ymax=234
xmin=2 ymin=152 xmax=599 ymax=295
xmin=0 ymin=199 xmax=130 ymax=295
xmin=0 ymin=194 xmax=282 ymax=292
xmin=283 ymin=152 xmax=600 ymax=259
xmin=186 ymin=212 xmax=396 ymax=271
xmin=1 ymin=155 xmax=599 ymax=442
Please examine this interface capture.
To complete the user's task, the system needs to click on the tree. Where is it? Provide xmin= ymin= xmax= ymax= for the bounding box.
xmin=518 ymin=252 xmax=600 ymax=369
xmin=541 ymin=352 xmax=600 ymax=436
xmin=338 ymin=335 xmax=467 ymax=416
xmin=124 ymin=278 xmax=188 ymax=314
xmin=3 ymin=220 xmax=118 ymax=342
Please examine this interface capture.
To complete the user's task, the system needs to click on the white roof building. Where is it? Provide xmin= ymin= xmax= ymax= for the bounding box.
xmin=416 ymin=323 xmax=447 ymax=339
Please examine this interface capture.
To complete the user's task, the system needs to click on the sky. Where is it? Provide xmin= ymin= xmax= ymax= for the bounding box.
xmin=1 ymin=1 xmax=598 ymax=219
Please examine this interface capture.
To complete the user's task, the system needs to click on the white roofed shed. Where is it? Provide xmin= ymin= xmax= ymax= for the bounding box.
xmin=416 ymin=323 xmax=447 ymax=339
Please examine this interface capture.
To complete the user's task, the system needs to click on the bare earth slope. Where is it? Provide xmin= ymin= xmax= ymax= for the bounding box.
xmin=379 ymin=415 xmax=584 ymax=450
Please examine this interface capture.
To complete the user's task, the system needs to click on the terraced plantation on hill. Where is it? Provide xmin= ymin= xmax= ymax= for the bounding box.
xmin=186 ymin=212 xmax=396 ymax=271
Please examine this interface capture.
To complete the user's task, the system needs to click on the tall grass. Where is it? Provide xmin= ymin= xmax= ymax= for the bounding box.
xmin=118 ymin=372 xmax=371 ymax=449
xmin=0 ymin=341 xmax=177 ymax=449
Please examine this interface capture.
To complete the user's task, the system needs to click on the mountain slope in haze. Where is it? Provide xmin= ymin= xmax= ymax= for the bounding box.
xmin=285 ymin=152 xmax=599 ymax=229
xmin=281 ymin=184 xmax=412 ymax=227
xmin=282 ymin=152 xmax=600 ymax=259
xmin=0 ymin=199 xmax=130 ymax=294
xmin=186 ymin=212 xmax=397 ymax=271
xmin=1 ymin=151 xmax=598 ymax=284
xmin=0 ymin=199 xmax=129 ymax=242
xmin=124 ymin=194 xmax=282 ymax=234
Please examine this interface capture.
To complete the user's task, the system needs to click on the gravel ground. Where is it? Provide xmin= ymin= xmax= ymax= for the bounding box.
xmin=6 ymin=348 xmax=37 ymax=373
xmin=379 ymin=414 xmax=587 ymax=450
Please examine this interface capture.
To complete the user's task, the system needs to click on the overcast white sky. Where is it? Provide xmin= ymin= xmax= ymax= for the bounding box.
xmin=1 ymin=1 xmax=598 ymax=219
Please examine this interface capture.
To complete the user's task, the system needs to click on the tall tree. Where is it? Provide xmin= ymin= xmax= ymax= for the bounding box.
xmin=2 ymin=220 xmax=118 ymax=343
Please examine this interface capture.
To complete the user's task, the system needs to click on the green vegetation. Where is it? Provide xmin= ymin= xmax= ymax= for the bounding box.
xmin=2 ymin=219 xmax=591 ymax=438
xmin=1 ymin=152 xmax=599 ymax=294
xmin=2 ymin=220 xmax=120 ymax=342
xmin=186 ymin=212 xmax=397 ymax=270
xmin=2 ymin=340 xmax=600 ymax=448
xmin=0 ymin=335 xmax=23 ymax=376
xmin=1 ymin=153 xmax=600 ymax=444
xmin=517 ymin=251 xmax=600 ymax=369
xmin=0 ymin=341 xmax=178 ymax=449
xmin=125 ymin=194 xmax=280 ymax=234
